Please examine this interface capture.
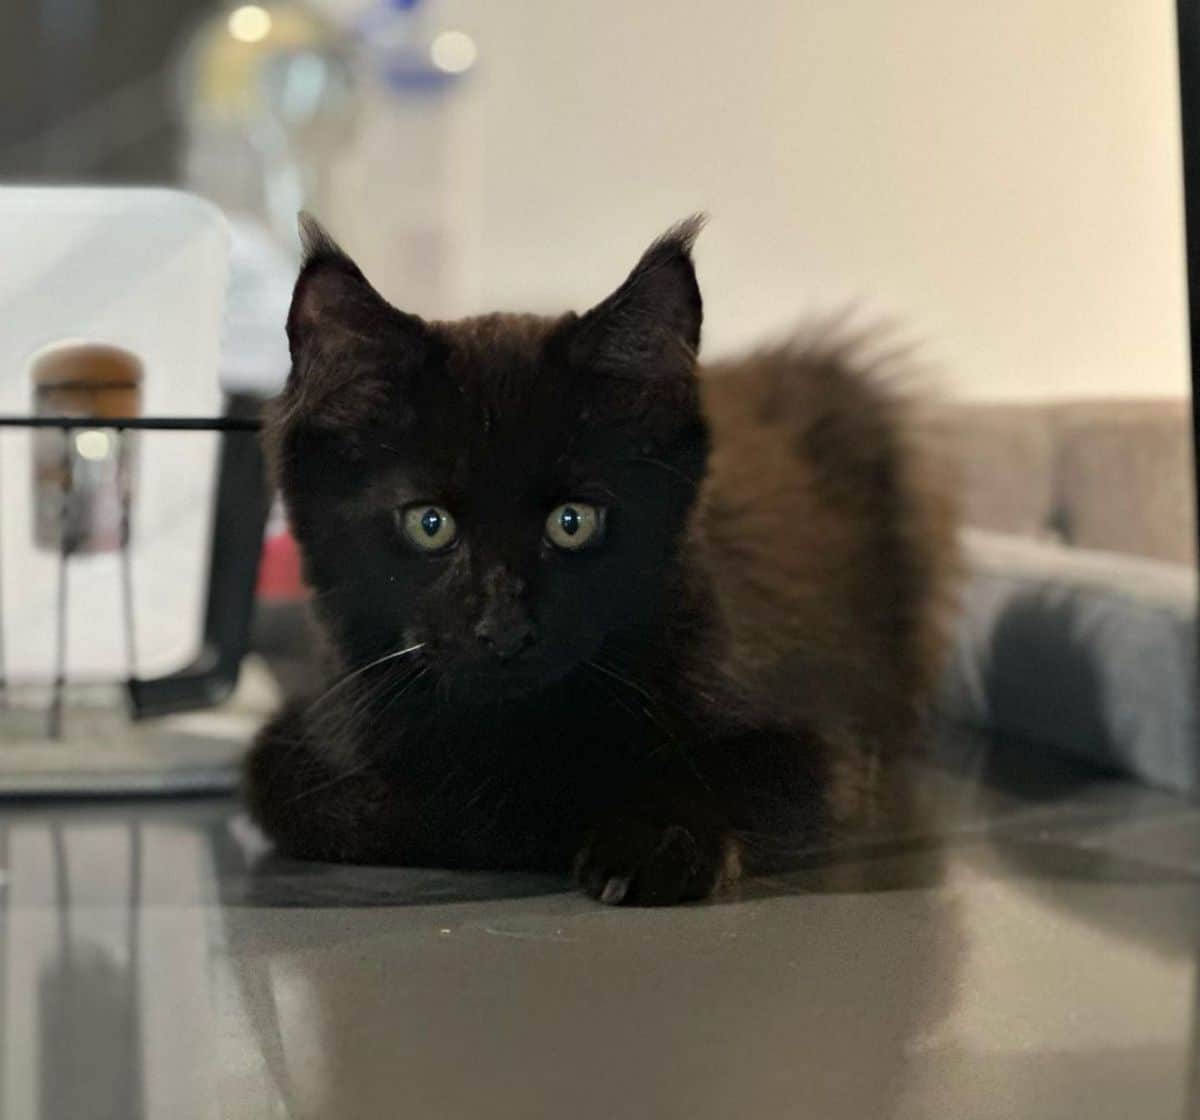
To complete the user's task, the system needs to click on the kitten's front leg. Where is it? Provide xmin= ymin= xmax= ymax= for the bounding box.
xmin=574 ymin=776 xmax=739 ymax=906
xmin=574 ymin=720 xmax=825 ymax=904
xmin=243 ymin=702 xmax=394 ymax=864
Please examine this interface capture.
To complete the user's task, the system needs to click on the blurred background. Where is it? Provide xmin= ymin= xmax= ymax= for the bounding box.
xmin=0 ymin=0 xmax=1190 ymax=399
xmin=0 ymin=0 xmax=1194 ymax=790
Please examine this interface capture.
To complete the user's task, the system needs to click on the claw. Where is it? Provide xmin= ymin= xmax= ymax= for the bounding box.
xmin=599 ymin=876 xmax=631 ymax=905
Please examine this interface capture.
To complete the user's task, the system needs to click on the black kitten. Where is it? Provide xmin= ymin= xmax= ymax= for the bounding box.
xmin=244 ymin=215 xmax=958 ymax=905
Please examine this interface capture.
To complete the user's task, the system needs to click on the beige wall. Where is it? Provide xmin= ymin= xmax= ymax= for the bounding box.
xmin=326 ymin=0 xmax=1191 ymax=402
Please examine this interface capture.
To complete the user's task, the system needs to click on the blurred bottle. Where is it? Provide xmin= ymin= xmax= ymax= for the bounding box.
xmin=329 ymin=0 xmax=482 ymax=317
xmin=176 ymin=1 xmax=358 ymax=248
xmin=177 ymin=0 xmax=482 ymax=345
xmin=178 ymin=2 xmax=359 ymax=398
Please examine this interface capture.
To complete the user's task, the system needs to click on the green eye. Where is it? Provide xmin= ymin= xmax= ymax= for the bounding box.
xmin=400 ymin=505 xmax=458 ymax=552
xmin=545 ymin=502 xmax=604 ymax=550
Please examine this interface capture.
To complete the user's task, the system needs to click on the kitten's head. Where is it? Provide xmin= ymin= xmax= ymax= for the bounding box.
xmin=269 ymin=215 xmax=708 ymax=701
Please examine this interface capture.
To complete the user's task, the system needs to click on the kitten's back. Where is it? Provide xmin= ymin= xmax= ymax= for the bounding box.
xmin=696 ymin=329 xmax=960 ymax=748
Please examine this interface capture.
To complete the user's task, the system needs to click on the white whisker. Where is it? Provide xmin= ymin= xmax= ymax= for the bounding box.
xmin=305 ymin=642 xmax=425 ymax=717
xmin=585 ymin=658 xmax=655 ymax=704
xmin=283 ymin=756 xmax=376 ymax=805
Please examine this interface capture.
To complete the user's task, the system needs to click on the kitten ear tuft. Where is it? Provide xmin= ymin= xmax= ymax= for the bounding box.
xmin=635 ymin=213 xmax=706 ymax=285
xmin=573 ymin=214 xmax=707 ymax=378
xmin=298 ymin=211 xmax=352 ymax=268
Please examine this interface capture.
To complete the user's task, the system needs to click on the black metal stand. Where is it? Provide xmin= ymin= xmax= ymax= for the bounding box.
xmin=126 ymin=394 xmax=270 ymax=718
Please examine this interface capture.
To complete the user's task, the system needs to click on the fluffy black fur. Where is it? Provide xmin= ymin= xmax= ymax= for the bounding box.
xmin=245 ymin=215 xmax=957 ymax=905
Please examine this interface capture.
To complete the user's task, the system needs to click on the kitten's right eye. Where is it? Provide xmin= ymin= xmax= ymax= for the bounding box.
xmin=545 ymin=502 xmax=604 ymax=550
xmin=399 ymin=504 xmax=458 ymax=552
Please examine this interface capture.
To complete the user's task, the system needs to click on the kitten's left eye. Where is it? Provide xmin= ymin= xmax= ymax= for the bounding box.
xmin=545 ymin=502 xmax=604 ymax=550
xmin=400 ymin=504 xmax=458 ymax=552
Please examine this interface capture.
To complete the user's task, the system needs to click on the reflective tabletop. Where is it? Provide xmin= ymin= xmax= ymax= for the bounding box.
xmin=2 ymin=728 xmax=1198 ymax=1119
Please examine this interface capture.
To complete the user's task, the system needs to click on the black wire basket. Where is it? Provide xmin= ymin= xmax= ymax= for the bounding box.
xmin=0 ymin=394 xmax=272 ymax=794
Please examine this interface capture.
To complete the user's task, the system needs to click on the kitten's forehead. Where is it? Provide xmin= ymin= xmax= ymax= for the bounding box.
xmin=392 ymin=311 xmax=592 ymax=494
xmin=441 ymin=312 xmax=561 ymax=362
xmin=438 ymin=312 xmax=567 ymax=401
xmin=436 ymin=312 xmax=581 ymax=433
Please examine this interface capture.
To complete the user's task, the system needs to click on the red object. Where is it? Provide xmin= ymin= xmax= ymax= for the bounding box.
xmin=257 ymin=528 xmax=307 ymax=602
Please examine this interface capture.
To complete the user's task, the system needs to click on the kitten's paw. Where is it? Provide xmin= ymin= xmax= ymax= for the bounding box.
xmin=574 ymin=819 xmax=732 ymax=906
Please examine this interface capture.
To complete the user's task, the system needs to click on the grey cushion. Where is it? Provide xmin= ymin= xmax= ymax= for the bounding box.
xmin=942 ymin=530 xmax=1198 ymax=792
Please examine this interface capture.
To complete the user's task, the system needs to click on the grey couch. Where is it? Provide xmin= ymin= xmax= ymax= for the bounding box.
xmin=942 ymin=399 xmax=1198 ymax=792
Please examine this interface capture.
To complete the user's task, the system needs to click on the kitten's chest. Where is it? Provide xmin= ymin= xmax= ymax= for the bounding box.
xmin=375 ymin=693 xmax=662 ymax=868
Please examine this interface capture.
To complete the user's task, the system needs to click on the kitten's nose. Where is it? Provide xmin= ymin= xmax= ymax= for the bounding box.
xmin=474 ymin=565 xmax=535 ymax=660
xmin=474 ymin=614 xmax=537 ymax=660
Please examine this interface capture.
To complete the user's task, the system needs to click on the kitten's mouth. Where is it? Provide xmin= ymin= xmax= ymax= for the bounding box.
xmin=439 ymin=652 xmax=577 ymax=703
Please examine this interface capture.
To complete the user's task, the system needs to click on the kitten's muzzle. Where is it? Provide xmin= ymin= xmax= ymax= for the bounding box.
xmin=471 ymin=564 xmax=537 ymax=661
xmin=473 ymin=611 xmax=537 ymax=660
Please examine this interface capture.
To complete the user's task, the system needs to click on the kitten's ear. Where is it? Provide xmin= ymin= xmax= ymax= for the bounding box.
xmin=572 ymin=215 xmax=705 ymax=378
xmin=286 ymin=212 xmax=427 ymax=367
xmin=281 ymin=214 xmax=433 ymax=434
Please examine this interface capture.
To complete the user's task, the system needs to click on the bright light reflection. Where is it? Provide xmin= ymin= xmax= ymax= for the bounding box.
xmin=74 ymin=430 xmax=112 ymax=462
xmin=228 ymin=4 xmax=273 ymax=44
xmin=430 ymin=30 xmax=477 ymax=74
